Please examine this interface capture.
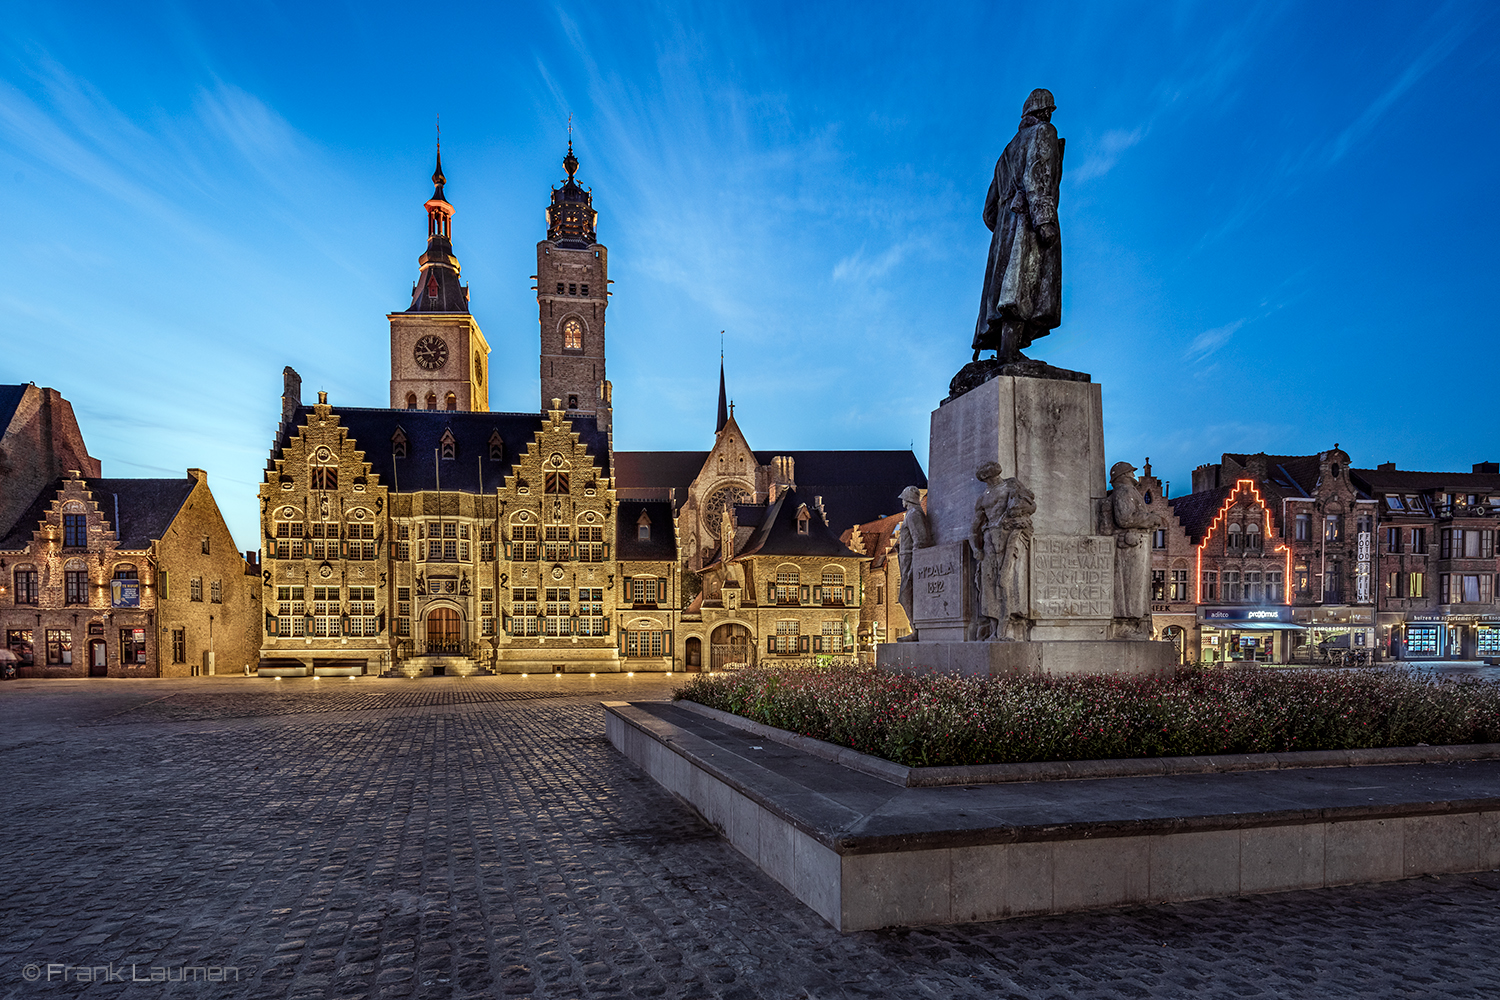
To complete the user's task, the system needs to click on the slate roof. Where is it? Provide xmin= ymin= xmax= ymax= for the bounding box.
xmin=1166 ymin=486 xmax=1234 ymax=545
xmin=269 ymin=406 xmax=609 ymax=494
xmin=732 ymin=488 xmax=862 ymax=561
xmin=0 ymin=476 xmax=196 ymax=551
xmin=0 ymin=384 xmax=27 ymax=433
xmin=615 ymin=500 xmax=677 ymax=561
xmin=613 ymin=449 xmax=926 ymax=531
xmin=1352 ymin=467 xmax=1500 ymax=494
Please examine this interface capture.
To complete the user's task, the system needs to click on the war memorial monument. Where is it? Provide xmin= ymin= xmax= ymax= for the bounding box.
xmin=879 ymin=87 xmax=1176 ymax=677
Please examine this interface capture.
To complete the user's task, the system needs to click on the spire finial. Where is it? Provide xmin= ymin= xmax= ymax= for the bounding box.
xmin=716 ymin=337 xmax=729 ymax=434
xmin=432 ymin=113 xmax=445 ymax=187
xmin=563 ymin=115 xmax=579 ymax=180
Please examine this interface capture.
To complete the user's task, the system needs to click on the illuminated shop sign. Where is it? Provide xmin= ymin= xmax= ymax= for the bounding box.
xmin=110 ymin=580 xmax=141 ymax=608
xmin=1199 ymin=607 xmax=1293 ymax=623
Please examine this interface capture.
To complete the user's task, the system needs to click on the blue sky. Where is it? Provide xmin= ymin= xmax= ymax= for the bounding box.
xmin=2 ymin=1 xmax=1497 ymax=549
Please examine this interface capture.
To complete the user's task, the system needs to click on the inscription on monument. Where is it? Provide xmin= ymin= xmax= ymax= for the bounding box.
xmin=1031 ymin=535 xmax=1112 ymax=619
xmin=912 ymin=541 xmax=970 ymax=627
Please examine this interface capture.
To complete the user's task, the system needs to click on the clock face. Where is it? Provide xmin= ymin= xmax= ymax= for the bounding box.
xmin=414 ymin=335 xmax=449 ymax=371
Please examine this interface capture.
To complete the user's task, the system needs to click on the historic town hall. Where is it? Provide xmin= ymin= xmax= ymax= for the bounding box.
xmin=256 ymin=143 xmax=924 ymax=676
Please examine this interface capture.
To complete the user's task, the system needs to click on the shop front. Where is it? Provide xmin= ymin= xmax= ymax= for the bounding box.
xmin=1197 ymin=606 xmax=1301 ymax=664
xmin=1291 ymin=606 xmax=1376 ymax=662
xmin=1396 ymin=613 xmax=1500 ymax=661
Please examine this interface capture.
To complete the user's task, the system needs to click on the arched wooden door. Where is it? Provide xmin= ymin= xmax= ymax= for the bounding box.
xmin=426 ymin=608 xmax=462 ymax=655
xmin=684 ymin=637 xmax=702 ymax=671
xmin=710 ymin=623 xmax=753 ymax=671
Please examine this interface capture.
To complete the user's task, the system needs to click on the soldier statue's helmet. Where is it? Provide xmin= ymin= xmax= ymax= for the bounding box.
xmin=1022 ymin=88 xmax=1056 ymax=117
xmin=1109 ymin=461 xmax=1137 ymax=480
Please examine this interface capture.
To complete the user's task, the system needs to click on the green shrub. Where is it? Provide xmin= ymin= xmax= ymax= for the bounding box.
xmin=673 ymin=665 xmax=1500 ymax=767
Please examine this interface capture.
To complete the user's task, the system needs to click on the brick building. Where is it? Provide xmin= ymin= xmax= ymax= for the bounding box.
xmin=1351 ymin=462 xmax=1500 ymax=660
xmin=1149 ymin=448 xmax=1378 ymax=664
xmin=257 ymin=145 xmax=925 ymax=676
xmin=1 ymin=467 xmax=259 ymax=677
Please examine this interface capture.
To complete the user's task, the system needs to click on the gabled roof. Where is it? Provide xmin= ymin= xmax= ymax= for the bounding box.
xmin=0 ymin=476 xmax=197 ymax=551
xmin=613 ymin=448 xmax=926 ymax=530
xmin=1167 ymin=486 xmax=1235 ymax=545
xmin=268 ymin=406 xmax=609 ymax=494
xmin=733 ymin=488 xmax=862 ymax=561
xmin=843 ymin=511 xmax=905 ymax=570
xmin=615 ymin=500 xmax=677 ymax=561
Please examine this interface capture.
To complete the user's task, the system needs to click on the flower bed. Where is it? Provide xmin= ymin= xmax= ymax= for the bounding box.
xmin=674 ymin=664 xmax=1500 ymax=768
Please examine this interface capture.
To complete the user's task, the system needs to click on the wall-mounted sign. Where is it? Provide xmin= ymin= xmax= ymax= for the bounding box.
xmin=110 ymin=579 xmax=141 ymax=608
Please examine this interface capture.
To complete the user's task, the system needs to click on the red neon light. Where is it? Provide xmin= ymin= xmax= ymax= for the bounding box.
xmin=1194 ymin=479 xmax=1289 ymax=605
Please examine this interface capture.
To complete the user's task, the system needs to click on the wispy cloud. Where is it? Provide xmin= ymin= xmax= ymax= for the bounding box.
xmin=1071 ymin=127 xmax=1146 ymax=182
xmin=1185 ymin=318 xmax=1245 ymax=360
xmin=1325 ymin=10 xmax=1481 ymax=166
xmin=831 ymin=243 xmax=907 ymax=284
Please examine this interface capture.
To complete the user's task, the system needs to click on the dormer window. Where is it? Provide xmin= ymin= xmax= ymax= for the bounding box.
xmin=488 ymin=430 xmax=504 ymax=462
xmin=440 ymin=429 xmax=456 ymax=460
xmin=637 ymin=510 xmax=652 ymax=541
xmin=392 ymin=428 xmax=408 ymax=459
xmin=797 ymin=511 xmax=810 ymax=535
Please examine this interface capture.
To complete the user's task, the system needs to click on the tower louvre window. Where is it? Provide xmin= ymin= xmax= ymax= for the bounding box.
xmin=556 ymin=282 xmax=564 ymax=294
xmin=426 ymin=392 xmax=437 ymax=410
xmin=581 ymin=284 xmax=588 ymax=296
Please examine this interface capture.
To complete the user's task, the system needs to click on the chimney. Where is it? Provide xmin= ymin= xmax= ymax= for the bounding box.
xmin=1378 ymin=462 xmax=1396 ymax=472
xmin=280 ymin=367 xmax=302 ymax=430
xmin=1474 ymin=462 xmax=1498 ymax=475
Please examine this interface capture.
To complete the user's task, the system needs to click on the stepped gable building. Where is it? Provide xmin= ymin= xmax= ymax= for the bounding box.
xmin=1148 ymin=448 xmax=1382 ymax=664
xmin=843 ymin=510 xmax=912 ymax=647
xmin=1 ymin=468 xmax=258 ymax=678
xmin=256 ymin=142 xmax=924 ymax=676
xmin=1350 ymin=461 xmax=1500 ymax=660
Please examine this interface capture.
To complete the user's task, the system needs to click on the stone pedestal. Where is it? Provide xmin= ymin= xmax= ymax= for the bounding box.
xmin=877 ymin=371 xmax=1174 ymax=678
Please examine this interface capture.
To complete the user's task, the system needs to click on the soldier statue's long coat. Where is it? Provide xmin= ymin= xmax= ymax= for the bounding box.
xmin=972 ymin=118 xmax=1064 ymax=354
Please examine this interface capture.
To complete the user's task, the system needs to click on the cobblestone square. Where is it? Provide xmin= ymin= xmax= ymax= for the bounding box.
xmin=1 ymin=675 xmax=1497 ymax=999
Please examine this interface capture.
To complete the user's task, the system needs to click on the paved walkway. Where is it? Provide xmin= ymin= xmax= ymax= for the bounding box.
xmin=1 ymin=675 xmax=1497 ymax=999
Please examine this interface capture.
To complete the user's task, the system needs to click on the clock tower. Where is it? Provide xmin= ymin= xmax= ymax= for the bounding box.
xmin=389 ymin=149 xmax=491 ymax=412
xmin=537 ymin=138 xmax=610 ymax=435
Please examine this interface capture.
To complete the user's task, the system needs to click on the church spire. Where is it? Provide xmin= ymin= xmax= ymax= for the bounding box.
xmin=407 ymin=138 xmax=468 ymax=314
xmin=716 ymin=356 xmax=729 ymax=434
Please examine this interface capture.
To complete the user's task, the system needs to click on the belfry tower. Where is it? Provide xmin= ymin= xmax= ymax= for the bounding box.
xmin=536 ymin=135 xmax=610 ymax=434
xmin=389 ymin=147 xmax=491 ymax=412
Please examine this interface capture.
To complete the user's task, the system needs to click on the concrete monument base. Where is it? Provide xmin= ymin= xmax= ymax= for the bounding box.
xmin=876 ymin=639 xmax=1176 ymax=678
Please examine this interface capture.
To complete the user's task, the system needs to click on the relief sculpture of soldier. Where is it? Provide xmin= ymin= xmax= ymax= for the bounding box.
xmin=972 ymin=88 xmax=1063 ymax=364
xmin=1105 ymin=462 xmax=1162 ymax=638
xmin=895 ymin=486 xmax=932 ymax=638
xmin=969 ymin=462 xmax=1036 ymax=641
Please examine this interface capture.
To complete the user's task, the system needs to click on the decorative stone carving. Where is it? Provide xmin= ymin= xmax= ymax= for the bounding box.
xmin=1105 ymin=461 xmax=1160 ymax=638
xmin=895 ymin=486 xmax=933 ymax=635
xmin=972 ymin=88 xmax=1064 ymax=364
xmin=969 ymin=462 xmax=1036 ymax=641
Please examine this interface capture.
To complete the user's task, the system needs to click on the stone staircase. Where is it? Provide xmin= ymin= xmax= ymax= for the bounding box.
xmin=383 ymin=655 xmax=493 ymax=679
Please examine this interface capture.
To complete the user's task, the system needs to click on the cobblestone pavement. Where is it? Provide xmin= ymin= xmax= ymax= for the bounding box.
xmin=2 ymin=675 xmax=1497 ymax=1000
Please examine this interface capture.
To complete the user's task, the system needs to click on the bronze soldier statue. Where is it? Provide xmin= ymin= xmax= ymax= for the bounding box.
xmin=973 ymin=88 xmax=1064 ymax=363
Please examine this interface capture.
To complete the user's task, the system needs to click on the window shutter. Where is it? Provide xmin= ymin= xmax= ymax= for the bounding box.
xmin=665 ymin=630 xmax=673 ymax=655
xmin=658 ymin=578 xmax=668 ymax=605
xmin=767 ymin=635 xmax=775 ymax=654
xmin=623 ymin=578 xmax=632 ymax=600
xmin=767 ymin=582 xmax=775 ymax=603
xmin=800 ymin=584 xmax=809 ymax=604
xmin=812 ymin=636 xmax=822 ymax=653
xmin=799 ymin=635 xmax=810 ymax=653
xmin=846 ymin=586 xmax=855 ymax=606
xmin=812 ymin=587 xmax=822 ymax=606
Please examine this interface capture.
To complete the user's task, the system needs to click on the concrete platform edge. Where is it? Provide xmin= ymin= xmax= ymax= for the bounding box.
xmin=605 ymin=701 xmax=1500 ymax=932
